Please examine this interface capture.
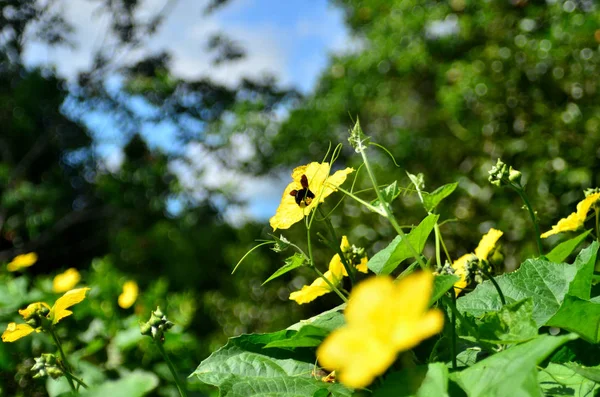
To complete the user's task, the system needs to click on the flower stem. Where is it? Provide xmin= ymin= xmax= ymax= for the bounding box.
xmin=359 ymin=149 xmax=427 ymax=269
xmin=49 ymin=329 xmax=77 ymax=393
xmin=449 ymin=289 xmax=458 ymax=370
xmin=596 ymin=208 xmax=600 ymax=243
xmin=156 ymin=341 xmax=188 ymax=397
xmin=480 ymin=267 xmax=506 ymax=305
xmin=511 ymin=185 xmax=543 ymax=256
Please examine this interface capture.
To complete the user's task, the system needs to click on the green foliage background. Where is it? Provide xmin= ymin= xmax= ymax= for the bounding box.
xmin=1 ymin=0 xmax=600 ymax=395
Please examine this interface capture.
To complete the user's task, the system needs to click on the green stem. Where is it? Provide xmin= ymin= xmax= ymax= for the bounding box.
xmin=69 ymin=373 xmax=89 ymax=389
xmin=596 ymin=208 xmax=600 ymax=243
xmin=450 ymin=289 xmax=458 ymax=370
xmin=232 ymin=241 xmax=275 ymax=274
xmin=336 ymin=186 xmax=385 ymax=216
xmin=156 ymin=341 xmax=188 ymax=397
xmin=317 ymin=207 xmax=355 ymax=286
xmin=480 ymin=267 xmax=506 ymax=305
xmin=359 ymin=149 xmax=427 ymax=269
xmin=511 ymin=185 xmax=543 ymax=256
xmin=434 ymin=223 xmax=442 ymax=268
xmin=49 ymin=329 xmax=77 ymax=393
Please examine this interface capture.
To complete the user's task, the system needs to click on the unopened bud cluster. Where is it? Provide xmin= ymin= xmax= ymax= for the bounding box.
xmin=31 ymin=353 xmax=63 ymax=379
xmin=488 ymin=159 xmax=522 ymax=188
xmin=140 ymin=307 xmax=174 ymax=342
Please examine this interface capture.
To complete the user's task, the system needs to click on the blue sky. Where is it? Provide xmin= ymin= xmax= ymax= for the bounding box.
xmin=23 ymin=0 xmax=349 ymax=223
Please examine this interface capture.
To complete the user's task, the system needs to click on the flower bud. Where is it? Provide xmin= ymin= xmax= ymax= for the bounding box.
xmin=140 ymin=306 xmax=175 ymax=342
xmin=31 ymin=353 xmax=63 ymax=380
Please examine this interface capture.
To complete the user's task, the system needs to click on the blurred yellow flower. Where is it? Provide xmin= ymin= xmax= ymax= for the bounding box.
xmin=289 ymin=236 xmax=368 ymax=304
xmin=7 ymin=252 xmax=38 ymax=272
xmin=541 ymin=192 xmax=600 ymax=238
xmin=2 ymin=288 xmax=90 ymax=342
xmin=317 ymin=272 xmax=443 ymax=389
xmin=270 ymin=162 xmax=353 ymax=231
xmin=118 ymin=280 xmax=139 ymax=309
xmin=53 ymin=268 xmax=81 ymax=293
xmin=452 ymin=228 xmax=503 ymax=296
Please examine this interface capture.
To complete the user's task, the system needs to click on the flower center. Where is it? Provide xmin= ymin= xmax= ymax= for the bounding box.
xmin=290 ymin=174 xmax=315 ymax=207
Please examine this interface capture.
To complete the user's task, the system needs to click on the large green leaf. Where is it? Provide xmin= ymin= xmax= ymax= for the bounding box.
xmin=452 ymin=334 xmax=577 ymax=397
xmin=368 ymin=214 xmax=439 ymax=275
xmin=546 ymin=295 xmax=600 ymax=343
xmin=469 ymin=298 xmax=538 ymax=344
xmin=286 ymin=304 xmax=345 ymax=332
xmin=546 ymin=230 xmax=591 ymax=264
xmin=189 ymin=332 xmax=352 ymax=397
xmin=430 ymin=275 xmax=460 ymax=305
xmin=264 ymin=325 xmax=329 ymax=349
xmin=457 ymin=243 xmax=598 ymax=327
xmin=422 ymin=183 xmax=458 ymax=213
xmin=538 ymin=363 xmax=600 ymax=396
xmin=373 ymin=363 xmax=449 ymax=397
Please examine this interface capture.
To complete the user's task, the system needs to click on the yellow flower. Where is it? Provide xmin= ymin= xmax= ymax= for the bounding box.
xmin=118 ymin=280 xmax=139 ymax=309
xmin=541 ymin=192 xmax=600 ymax=238
xmin=2 ymin=288 xmax=90 ymax=342
xmin=270 ymin=162 xmax=354 ymax=231
xmin=289 ymin=236 xmax=368 ymax=304
xmin=452 ymin=228 xmax=503 ymax=296
xmin=53 ymin=268 xmax=81 ymax=293
xmin=7 ymin=252 xmax=38 ymax=272
xmin=317 ymin=272 xmax=444 ymax=389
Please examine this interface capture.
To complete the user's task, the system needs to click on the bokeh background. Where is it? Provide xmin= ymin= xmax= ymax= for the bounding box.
xmin=1 ymin=0 xmax=600 ymax=395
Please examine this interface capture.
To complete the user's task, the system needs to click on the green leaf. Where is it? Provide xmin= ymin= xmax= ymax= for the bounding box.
xmin=264 ymin=325 xmax=328 ymax=349
xmin=452 ymin=334 xmax=577 ymax=397
xmin=263 ymin=253 xmax=306 ymax=285
xmin=538 ymin=363 xmax=600 ymax=396
xmin=267 ymin=306 xmax=345 ymax=349
xmin=422 ymin=183 xmax=458 ymax=212
xmin=546 ymin=295 xmax=600 ymax=343
xmin=471 ymin=298 xmax=538 ymax=344
xmin=79 ymin=371 xmax=159 ymax=397
xmin=368 ymin=214 xmax=439 ymax=275
xmin=373 ymin=363 xmax=449 ymax=397
xmin=546 ymin=230 xmax=591 ymax=264
xmin=286 ymin=304 xmax=345 ymax=332
xmin=189 ymin=332 xmax=353 ymax=397
xmin=563 ymin=362 xmax=600 ymax=382
xmin=430 ymin=274 xmax=460 ymax=305
xmin=371 ymin=181 xmax=401 ymax=210
xmin=567 ymin=240 xmax=598 ymax=300
xmin=457 ymin=243 xmax=598 ymax=327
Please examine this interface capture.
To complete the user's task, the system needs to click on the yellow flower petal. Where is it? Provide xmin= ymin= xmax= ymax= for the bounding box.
xmin=541 ymin=193 xmax=600 ymax=238
xmin=18 ymin=302 xmax=51 ymax=320
xmin=118 ymin=281 xmax=139 ymax=309
xmin=49 ymin=287 xmax=90 ymax=325
xmin=1 ymin=323 xmax=35 ymax=342
xmin=340 ymin=236 xmax=351 ymax=252
xmin=289 ymin=270 xmax=341 ymax=304
xmin=474 ymin=228 xmax=503 ymax=260
xmin=269 ymin=163 xmax=353 ymax=230
xmin=317 ymin=273 xmax=443 ymax=389
xmin=318 ymin=327 xmax=395 ymax=389
xmin=7 ymin=252 xmax=38 ymax=272
xmin=53 ymin=268 xmax=81 ymax=293
xmin=451 ymin=254 xmax=473 ymax=296
xmin=356 ymin=256 xmax=369 ymax=274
